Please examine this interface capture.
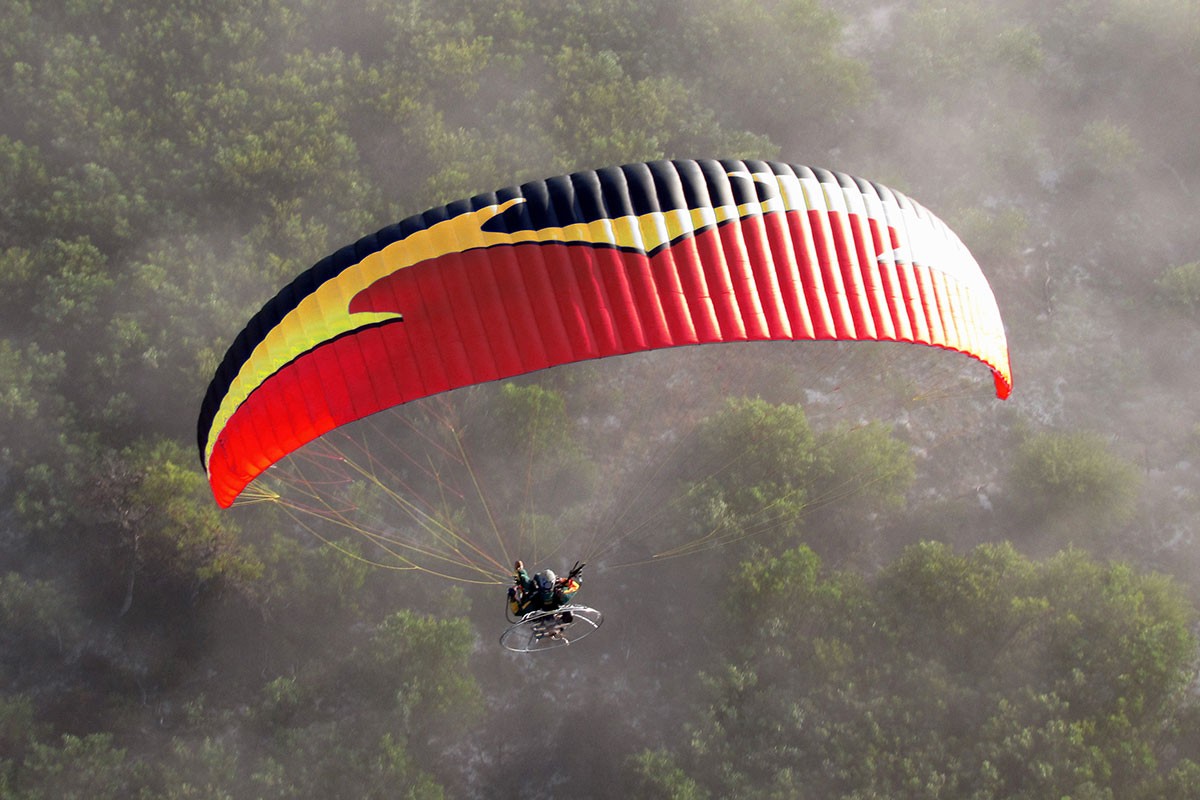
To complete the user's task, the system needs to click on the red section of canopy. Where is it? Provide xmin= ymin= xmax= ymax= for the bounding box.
xmin=206 ymin=210 xmax=1009 ymax=507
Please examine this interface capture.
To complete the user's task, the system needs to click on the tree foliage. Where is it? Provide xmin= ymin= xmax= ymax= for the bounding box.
xmin=1156 ymin=261 xmax=1200 ymax=315
xmin=640 ymin=542 xmax=1200 ymax=799
xmin=678 ymin=399 xmax=915 ymax=553
xmin=1007 ymin=430 xmax=1141 ymax=547
xmin=0 ymin=0 xmax=1198 ymax=796
xmin=682 ymin=397 xmax=819 ymax=540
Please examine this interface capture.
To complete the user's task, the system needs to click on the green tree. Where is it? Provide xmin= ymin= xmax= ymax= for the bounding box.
xmin=464 ymin=381 xmax=594 ymax=518
xmin=676 ymin=398 xmax=914 ymax=555
xmin=234 ymin=609 xmax=477 ymax=799
xmin=484 ymin=382 xmax=580 ymax=461
xmin=1006 ymin=429 xmax=1141 ymax=547
xmin=0 ymin=574 xmax=84 ymax=678
xmin=0 ymin=342 xmax=69 ymax=472
xmin=1156 ymin=261 xmax=1200 ymax=316
xmin=547 ymin=45 xmax=772 ymax=169
xmin=0 ymin=694 xmax=42 ymax=791
xmin=806 ymin=421 xmax=915 ymax=532
xmin=682 ymin=397 xmax=818 ymax=542
xmin=246 ymin=523 xmax=375 ymax=626
xmin=0 ymin=136 xmax=49 ymax=251
xmin=628 ymin=749 xmax=711 ymax=800
xmin=680 ymin=0 xmax=870 ymax=153
xmin=13 ymin=733 xmax=148 ymax=800
xmin=27 ymin=238 xmax=113 ymax=336
xmin=87 ymin=438 xmax=260 ymax=616
xmin=365 ymin=610 xmax=481 ymax=721
xmin=648 ymin=542 xmax=1199 ymax=799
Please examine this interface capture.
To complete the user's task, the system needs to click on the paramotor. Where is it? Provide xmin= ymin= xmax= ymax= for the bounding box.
xmin=499 ymin=605 xmax=604 ymax=652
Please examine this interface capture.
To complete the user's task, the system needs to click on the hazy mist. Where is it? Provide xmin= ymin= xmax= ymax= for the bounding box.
xmin=2 ymin=1 xmax=1199 ymax=797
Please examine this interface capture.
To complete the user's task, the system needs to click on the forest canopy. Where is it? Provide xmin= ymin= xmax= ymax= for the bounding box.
xmin=2 ymin=0 xmax=1199 ymax=797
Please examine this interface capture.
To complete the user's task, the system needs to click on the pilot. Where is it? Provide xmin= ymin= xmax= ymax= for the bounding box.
xmin=508 ymin=560 xmax=583 ymax=616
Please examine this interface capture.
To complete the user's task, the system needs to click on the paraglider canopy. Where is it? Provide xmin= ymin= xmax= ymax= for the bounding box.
xmin=198 ymin=159 xmax=1011 ymax=509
